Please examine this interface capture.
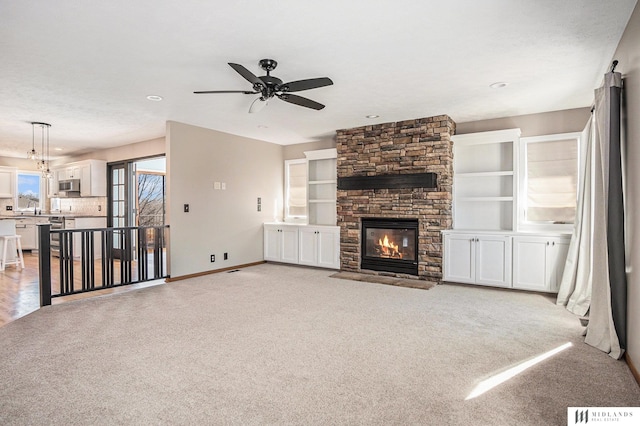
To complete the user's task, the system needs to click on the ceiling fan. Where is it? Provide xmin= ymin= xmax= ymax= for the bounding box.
xmin=194 ymin=59 xmax=333 ymax=112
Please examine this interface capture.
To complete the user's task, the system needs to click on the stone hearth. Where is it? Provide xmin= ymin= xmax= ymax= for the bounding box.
xmin=336 ymin=115 xmax=455 ymax=285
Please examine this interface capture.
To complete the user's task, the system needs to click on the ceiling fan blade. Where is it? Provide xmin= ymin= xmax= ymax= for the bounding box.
xmin=281 ymin=77 xmax=333 ymax=92
xmin=193 ymin=90 xmax=258 ymax=94
xmin=228 ymin=63 xmax=263 ymax=87
xmin=277 ymin=93 xmax=325 ymax=110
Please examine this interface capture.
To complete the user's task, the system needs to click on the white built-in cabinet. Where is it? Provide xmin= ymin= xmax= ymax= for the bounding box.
xmin=264 ymin=224 xmax=300 ymax=264
xmin=264 ymin=223 xmax=340 ymax=269
xmin=304 ymin=148 xmax=337 ymax=226
xmin=444 ymin=128 xmax=573 ymax=293
xmin=443 ymin=231 xmax=569 ymax=293
xmin=0 ymin=167 xmax=16 ymax=198
xmin=512 ymin=235 xmax=570 ymax=292
xmin=298 ymin=226 xmax=340 ymax=269
xmin=443 ymin=232 xmax=512 ymax=288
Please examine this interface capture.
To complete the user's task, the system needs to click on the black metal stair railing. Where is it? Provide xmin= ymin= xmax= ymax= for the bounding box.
xmin=38 ymin=224 xmax=170 ymax=306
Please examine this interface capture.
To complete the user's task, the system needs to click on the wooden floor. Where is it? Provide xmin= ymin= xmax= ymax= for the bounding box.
xmin=0 ymin=251 xmax=164 ymax=328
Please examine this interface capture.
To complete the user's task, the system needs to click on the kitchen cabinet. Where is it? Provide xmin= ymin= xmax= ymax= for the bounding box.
xmin=264 ymin=224 xmax=299 ymax=264
xmin=0 ymin=167 xmax=16 ymax=198
xmin=13 ymin=217 xmax=49 ymax=250
xmin=442 ymin=232 xmax=512 ymax=288
xmin=298 ymin=225 xmax=340 ymax=269
xmin=65 ymin=217 xmax=107 ymax=259
xmin=512 ymin=235 xmax=570 ymax=292
xmin=51 ymin=160 xmax=107 ymax=197
xmin=15 ymin=219 xmax=36 ymax=250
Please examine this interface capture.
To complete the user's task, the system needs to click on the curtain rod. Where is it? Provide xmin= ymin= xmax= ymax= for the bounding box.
xmin=611 ymin=60 xmax=619 ymax=73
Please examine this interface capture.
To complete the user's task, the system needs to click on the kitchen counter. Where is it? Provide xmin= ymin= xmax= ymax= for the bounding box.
xmin=0 ymin=214 xmax=107 ymax=219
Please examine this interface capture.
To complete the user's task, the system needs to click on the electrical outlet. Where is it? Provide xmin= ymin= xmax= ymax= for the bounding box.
xmin=69 ymin=206 xmax=72 ymax=211
xmin=224 ymin=253 xmax=228 ymax=260
xmin=5 ymin=206 xmax=12 ymax=211
xmin=210 ymin=254 xmax=215 ymax=262
xmin=184 ymin=204 xmax=189 ymax=213
xmin=98 ymin=205 xmax=102 ymax=212
xmin=221 ymin=182 xmax=226 ymax=190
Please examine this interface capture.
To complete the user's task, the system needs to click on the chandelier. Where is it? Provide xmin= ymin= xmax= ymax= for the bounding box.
xmin=29 ymin=122 xmax=52 ymax=179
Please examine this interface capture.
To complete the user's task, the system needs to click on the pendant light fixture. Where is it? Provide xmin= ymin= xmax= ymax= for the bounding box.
xmin=27 ymin=122 xmax=38 ymax=160
xmin=31 ymin=122 xmax=52 ymax=179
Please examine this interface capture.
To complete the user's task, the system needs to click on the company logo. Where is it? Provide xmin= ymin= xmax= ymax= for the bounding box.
xmin=575 ymin=409 xmax=588 ymax=424
xmin=568 ymin=407 xmax=639 ymax=425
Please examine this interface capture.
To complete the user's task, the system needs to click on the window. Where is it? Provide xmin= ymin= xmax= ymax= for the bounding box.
xmin=519 ymin=133 xmax=582 ymax=230
xmin=17 ymin=172 xmax=42 ymax=212
xmin=284 ymin=159 xmax=307 ymax=222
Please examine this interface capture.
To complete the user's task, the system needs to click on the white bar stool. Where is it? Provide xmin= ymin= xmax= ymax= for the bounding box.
xmin=0 ymin=235 xmax=25 ymax=271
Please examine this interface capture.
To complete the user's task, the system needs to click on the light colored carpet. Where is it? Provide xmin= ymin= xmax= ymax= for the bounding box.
xmin=1 ymin=263 xmax=638 ymax=425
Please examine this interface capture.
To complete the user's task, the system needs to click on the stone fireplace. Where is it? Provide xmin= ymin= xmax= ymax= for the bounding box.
xmin=336 ymin=115 xmax=455 ymax=286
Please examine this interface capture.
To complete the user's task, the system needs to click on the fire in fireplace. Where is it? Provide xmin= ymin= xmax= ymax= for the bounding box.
xmin=361 ymin=218 xmax=419 ymax=275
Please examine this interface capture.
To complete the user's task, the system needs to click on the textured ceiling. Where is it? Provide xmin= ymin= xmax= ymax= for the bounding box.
xmin=0 ymin=0 xmax=636 ymax=159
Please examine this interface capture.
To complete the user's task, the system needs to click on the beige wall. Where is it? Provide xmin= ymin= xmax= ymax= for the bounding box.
xmin=54 ymin=137 xmax=165 ymax=165
xmin=456 ymin=107 xmax=591 ymax=137
xmin=612 ymin=3 xmax=640 ymax=371
xmin=0 ymin=157 xmax=42 ymax=170
xmin=166 ymin=121 xmax=283 ymax=278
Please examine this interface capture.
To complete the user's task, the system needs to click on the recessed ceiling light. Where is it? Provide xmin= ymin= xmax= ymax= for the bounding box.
xmin=146 ymin=95 xmax=163 ymax=101
xmin=366 ymin=114 xmax=380 ymax=119
xmin=54 ymin=147 xmax=63 ymax=151
xmin=257 ymin=125 xmax=268 ymax=129
xmin=489 ymin=82 xmax=509 ymax=89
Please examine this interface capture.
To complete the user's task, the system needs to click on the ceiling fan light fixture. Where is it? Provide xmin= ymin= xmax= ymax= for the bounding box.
xmin=249 ymin=97 xmax=269 ymax=114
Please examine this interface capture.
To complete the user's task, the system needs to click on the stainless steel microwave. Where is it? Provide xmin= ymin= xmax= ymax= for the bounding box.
xmin=58 ymin=178 xmax=81 ymax=196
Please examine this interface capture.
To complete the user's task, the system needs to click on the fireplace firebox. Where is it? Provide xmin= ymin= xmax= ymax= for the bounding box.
xmin=361 ymin=218 xmax=419 ymax=275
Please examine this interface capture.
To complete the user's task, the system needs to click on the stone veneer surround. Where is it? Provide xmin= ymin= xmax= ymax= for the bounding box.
xmin=336 ymin=115 xmax=455 ymax=285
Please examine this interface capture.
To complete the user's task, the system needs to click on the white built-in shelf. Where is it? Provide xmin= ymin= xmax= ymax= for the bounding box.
xmin=309 ymin=180 xmax=337 ymax=185
xmin=305 ymin=148 xmax=337 ymax=226
xmin=455 ymin=171 xmax=514 ymax=178
xmin=452 ymin=129 xmax=521 ymax=231
xmin=459 ymin=196 xmax=514 ymax=202
xmin=309 ymin=199 xmax=336 ymax=203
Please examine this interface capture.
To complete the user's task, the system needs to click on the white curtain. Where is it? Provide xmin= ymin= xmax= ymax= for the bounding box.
xmin=556 ymin=118 xmax=593 ymax=316
xmin=557 ymin=71 xmax=625 ymax=359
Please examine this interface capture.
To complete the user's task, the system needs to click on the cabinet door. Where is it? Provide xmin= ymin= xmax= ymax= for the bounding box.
xmin=512 ymin=236 xmax=549 ymax=291
xmin=548 ymin=237 xmax=570 ymax=292
xmin=443 ymin=233 xmax=475 ymax=284
xmin=264 ymin=226 xmax=281 ymax=261
xmin=475 ymin=235 xmax=512 ymax=287
xmin=80 ymin=164 xmax=92 ymax=197
xmin=0 ymin=169 xmax=14 ymax=198
xmin=316 ymin=227 xmax=340 ymax=269
xmin=298 ymin=227 xmax=318 ymax=266
xmin=15 ymin=224 xmax=36 ymax=250
xmin=280 ymin=226 xmax=299 ymax=264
